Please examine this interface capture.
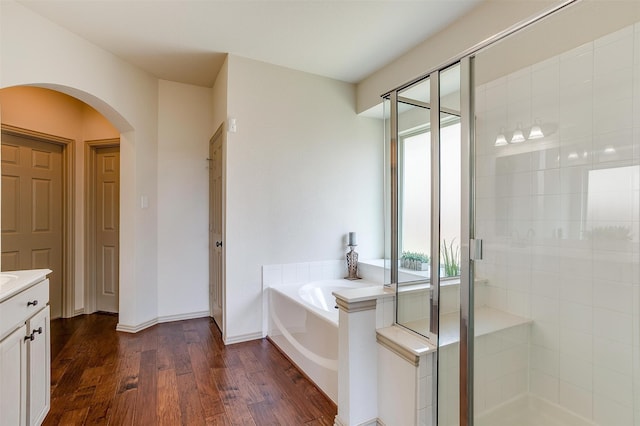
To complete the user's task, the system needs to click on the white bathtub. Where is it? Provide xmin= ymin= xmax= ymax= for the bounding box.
xmin=267 ymin=279 xmax=378 ymax=403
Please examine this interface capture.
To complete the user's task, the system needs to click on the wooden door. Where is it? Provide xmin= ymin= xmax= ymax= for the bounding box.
xmin=209 ymin=131 xmax=223 ymax=331
xmin=94 ymin=146 xmax=120 ymax=313
xmin=1 ymin=134 xmax=63 ymax=319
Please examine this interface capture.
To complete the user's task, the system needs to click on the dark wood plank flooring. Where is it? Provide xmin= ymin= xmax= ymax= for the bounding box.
xmin=44 ymin=313 xmax=336 ymax=425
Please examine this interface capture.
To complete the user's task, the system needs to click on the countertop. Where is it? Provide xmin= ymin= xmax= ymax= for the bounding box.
xmin=0 ymin=269 xmax=52 ymax=303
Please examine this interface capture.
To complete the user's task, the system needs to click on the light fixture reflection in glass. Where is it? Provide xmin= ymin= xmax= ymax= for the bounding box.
xmin=528 ymin=120 xmax=544 ymax=139
xmin=511 ymin=123 xmax=525 ymax=143
xmin=568 ymin=152 xmax=579 ymax=160
xmin=604 ymin=146 xmax=616 ymax=154
xmin=495 ymin=129 xmax=508 ymax=146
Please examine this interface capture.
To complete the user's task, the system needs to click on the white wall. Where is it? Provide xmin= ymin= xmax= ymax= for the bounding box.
xmin=225 ymin=55 xmax=383 ymax=341
xmin=157 ymin=80 xmax=213 ymax=318
xmin=356 ymin=0 xmax=560 ymax=113
xmin=0 ymin=0 xmax=159 ymax=328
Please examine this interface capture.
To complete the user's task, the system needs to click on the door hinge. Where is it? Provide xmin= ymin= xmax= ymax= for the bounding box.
xmin=470 ymin=238 xmax=483 ymax=261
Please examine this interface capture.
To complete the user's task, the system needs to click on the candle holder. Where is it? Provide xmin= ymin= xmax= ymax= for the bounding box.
xmin=345 ymin=244 xmax=361 ymax=280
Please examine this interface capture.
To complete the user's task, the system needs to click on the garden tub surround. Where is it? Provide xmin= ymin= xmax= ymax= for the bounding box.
xmin=263 ymin=260 xmax=388 ymax=403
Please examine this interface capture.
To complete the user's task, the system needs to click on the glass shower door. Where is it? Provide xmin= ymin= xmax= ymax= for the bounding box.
xmin=471 ymin=2 xmax=640 ymax=425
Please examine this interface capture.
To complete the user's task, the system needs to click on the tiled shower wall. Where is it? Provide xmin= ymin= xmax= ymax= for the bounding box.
xmin=475 ymin=23 xmax=640 ymax=424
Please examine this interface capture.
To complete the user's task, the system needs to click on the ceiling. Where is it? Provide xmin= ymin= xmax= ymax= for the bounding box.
xmin=19 ymin=0 xmax=482 ymax=87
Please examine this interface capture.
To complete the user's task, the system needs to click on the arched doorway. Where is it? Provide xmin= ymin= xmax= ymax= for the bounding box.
xmin=0 ymin=86 xmax=123 ymax=319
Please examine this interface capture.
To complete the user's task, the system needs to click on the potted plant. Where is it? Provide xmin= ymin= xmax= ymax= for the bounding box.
xmin=442 ymin=239 xmax=460 ymax=277
xmin=401 ymin=251 xmax=430 ymax=271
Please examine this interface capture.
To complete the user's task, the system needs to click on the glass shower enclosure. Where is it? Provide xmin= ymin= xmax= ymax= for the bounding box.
xmin=384 ymin=1 xmax=639 ymax=424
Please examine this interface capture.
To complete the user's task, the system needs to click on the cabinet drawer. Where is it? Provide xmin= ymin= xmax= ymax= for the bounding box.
xmin=0 ymin=280 xmax=49 ymax=341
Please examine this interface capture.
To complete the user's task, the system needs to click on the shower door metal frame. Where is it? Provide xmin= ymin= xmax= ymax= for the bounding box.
xmin=383 ymin=1 xmax=580 ymax=425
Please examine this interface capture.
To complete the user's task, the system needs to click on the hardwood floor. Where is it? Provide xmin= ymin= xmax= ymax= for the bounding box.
xmin=44 ymin=313 xmax=337 ymax=425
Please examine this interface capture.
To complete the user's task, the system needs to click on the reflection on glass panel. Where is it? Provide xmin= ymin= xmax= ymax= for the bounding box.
xmin=437 ymin=63 xmax=462 ymax=426
xmin=473 ymin=2 xmax=640 ymax=426
xmin=396 ymin=76 xmax=432 ymax=336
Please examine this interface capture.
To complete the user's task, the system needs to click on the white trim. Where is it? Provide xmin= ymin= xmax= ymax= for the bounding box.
xmin=334 ymin=416 xmax=380 ymax=426
xmin=116 ymin=317 xmax=157 ymax=333
xmin=158 ymin=311 xmax=210 ymax=324
xmin=115 ymin=310 xmax=210 ymax=333
xmin=223 ymin=331 xmax=263 ymax=345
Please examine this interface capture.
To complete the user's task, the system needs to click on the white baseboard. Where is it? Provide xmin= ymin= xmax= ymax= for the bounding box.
xmin=116 ymin=310 xmax=210 ymax=333
xmin=224 ymin=331 xmax=264 ymax=345
xmin=334 ymin=416 xmax=380 ymax=426
xmin=117 ymin=317 xmax=158 ymax=333
xmin=158 ymin=310 xmax=210 ymax=324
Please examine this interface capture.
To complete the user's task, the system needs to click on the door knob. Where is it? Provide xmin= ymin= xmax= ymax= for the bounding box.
xmin=216 ymin=241 xmax=223 ymax=247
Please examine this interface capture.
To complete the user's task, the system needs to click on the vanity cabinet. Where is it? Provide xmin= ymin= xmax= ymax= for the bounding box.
xmin=0 ymin=274 xmax=50 ymax=426
xmin=0 ymin=324 xmax=27 ymax=426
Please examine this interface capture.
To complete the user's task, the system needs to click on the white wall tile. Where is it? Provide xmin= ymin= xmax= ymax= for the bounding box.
xmin=507 ymin=289 xmax=530 ymax=318
xmin=530 ymin=270 xmax=559 ymax=298
xmin=559 ymin=274 xmax=592 ymax=306
xmin=559 ymin=381 xmax=593 ymax=421
xmin=532 ymin=194 xmax=561 ymax=222
xmin=559 ymin=43 xmax=593 ymax=87
xmin=559 ymin=353 xmax=592 ymax=391
xmin=594 ymin=66 xmax=634 ymax=104
xmin=281 ymin=263 xmax=298 ymax=284
xmin=531 ymin=146 xmax=561 ymax=172
xmin=593 ymin=280 xmax=633 ymax=314
xmin=531 ymin=345 xmax=559 ymax=377
xmin=593 ymin=395 xmax=634 ymax=426
xmin=559 ymin=165 xmax=589 ymax=195
xmin=262 ymin=264 xmax=282 ymax=287
xmin=531 ymin=322 xmax=560 ymax=351
xmin=560 ymin=328 xmax=593 ymax=363
xmin=594 ymin=27 xmax=634 ymax=75
xmin=532 ymin=56 xmax=559 ymax=98
xmin=502 ymin=369 xmax=528 ymax=399
xmin=532 ymin=295 xmax=559 ymax=323
xmin=474 ymin=22 xmax=640 ymax=423
xmin=559 ymin=135 xmax=593 ymax=168
xmin=593 ymin=337 xmax=633 ymax=374
xmin=532 ymin=169 xmax=560 ymax=195
xmin=308 ymin=261 xmax=323 ymax=281
xmin=560 ymin=301 xmax=592 ymax=334
xmin=530 ymin=371 xmax=559 ymax=403
xmin=593 ymin=366 xmax=633 ymax=406
xmin=295 ymin=262 xmax=309 ymax=283
xmin=594 ymin=97 xmax=633 ymax=136
xmin=593 ymin=307 xmax=632 ymax=344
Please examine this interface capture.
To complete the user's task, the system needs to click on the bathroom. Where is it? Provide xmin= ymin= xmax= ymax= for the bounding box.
xmin=266 ymin=1 xmax=640 ymax=425
xmin=0 ymin=0 xmax=638 ymax=425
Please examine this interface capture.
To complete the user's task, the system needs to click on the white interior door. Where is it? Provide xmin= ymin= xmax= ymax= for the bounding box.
xmin=209 ymin=130 xmax=224 ymax=331
xmin=95 ymin=146 xmax=120 ymax=313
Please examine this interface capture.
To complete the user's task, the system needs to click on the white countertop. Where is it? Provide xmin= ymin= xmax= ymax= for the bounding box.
xmin=0 ymin=269 xmax=52 ymax=303
xmin=332 ymin=284 xmax=395 ymax=304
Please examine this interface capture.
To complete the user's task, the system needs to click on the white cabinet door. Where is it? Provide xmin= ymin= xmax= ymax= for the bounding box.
xmin=26 ymin=306 xmax=50 ymax=426
xmin=0 ymin=324 xmax=27 ymax=426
